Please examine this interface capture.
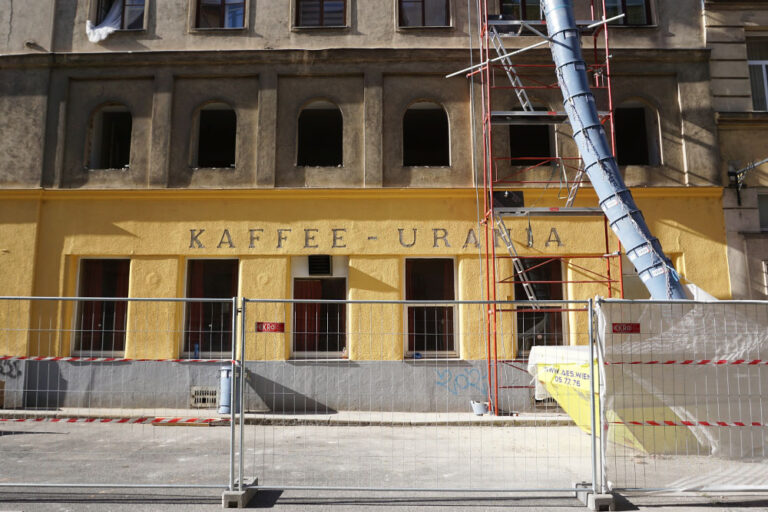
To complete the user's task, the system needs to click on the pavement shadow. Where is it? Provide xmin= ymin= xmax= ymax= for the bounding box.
xmin=0 ymin=430 xmax=66 ymax=437
xmin=243 ymin=368 xmax=338 ymax=414
xmin=0 ymin=491 xmax=219 ymax=505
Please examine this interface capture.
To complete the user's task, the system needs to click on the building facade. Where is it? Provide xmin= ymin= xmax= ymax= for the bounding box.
xmin=0 ymin=0 xmax=737 ymax=411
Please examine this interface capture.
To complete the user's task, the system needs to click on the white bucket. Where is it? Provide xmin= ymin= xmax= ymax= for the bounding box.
xmin=470 ymin=400 xmax=488 ymax=416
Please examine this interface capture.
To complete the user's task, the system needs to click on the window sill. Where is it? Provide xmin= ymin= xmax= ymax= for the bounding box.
xmin=189 ymin=27 xmax=247 ymax=34
xmin=72 ymin=351 xmax=125 ymax=358
xmin=607 ymin=23 xmax=657 ymax=28
xmin=398 ymin=25 xmax=454 ymax=30
xmin=190 ymin=166 xmax=236 ymax=171
xmin=292 ymin=25 xmax=350 ymax=31
xmin=85 ymin=167 xmax=129 ymax=172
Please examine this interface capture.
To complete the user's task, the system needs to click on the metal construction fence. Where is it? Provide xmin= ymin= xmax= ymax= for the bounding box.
xmin=0 ymin=296 xmax=766 ymax=500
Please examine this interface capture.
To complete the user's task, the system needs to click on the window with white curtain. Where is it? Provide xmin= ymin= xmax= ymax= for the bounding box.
xmin=86 ymin=0 xmax=145 ymax=43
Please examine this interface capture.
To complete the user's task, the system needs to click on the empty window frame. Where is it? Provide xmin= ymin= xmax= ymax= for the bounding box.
xmin=297 ymin=102 xmax=343 ymax=167
xmin=196 ymin=0 xmax=245 ymax=29
xmin=196 ymin=103 xmax=237 ymax=168
xmin=95 ymin=0 xmax=146 ymax=30
xmin=89 ymin=105 xmax=132 ymax=170
xmin=403 ymin=102 xmax=450 ymax=166
xmin=605 ymin=0 xmax=652 ymax=25
xmin=500 ymin=0 xmax=541 ymax=20
xmin=759 ymin=194 xmax=768 ymax=231
xmin=296 ymin=0 xmax=346 ymax=27
xmin=184 ymin=260 xmax=238 ymax=356
xmin=405 ymin=259 xmax=456 ymax=356
xmin=509 ymin=123 xmax=553 ymax=166
xmin=514 ymin=258 xmax=564 ymax=357
xmin=614 ymin=105 xmax=660 ymax=166
xmin=399 ymin=0 xmax=450 ymax=27
xmin=74 ymin=259 xmax=130 ymax=354
xmin=748 ymin=40 xmax=768 ymax=111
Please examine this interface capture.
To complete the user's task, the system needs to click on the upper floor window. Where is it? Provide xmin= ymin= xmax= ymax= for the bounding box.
xmin=195 ymin=103 xmax=237 ymax=168
xmin=196 ymin=0 xmax=245 ymax=29
xmin=509 ymin=105 xmax=554 ymax=166
xmin=399 ymin=0 xmax=450 ymax=27
xmin=614 ymin=103 xmax=661 ymax=166
xmin=748 ymin=40 xmax=768 ymax=111
xmin=87 ymin=0 xmax=145 ymax=42
xmin=500 ymin=0 xmax=541 ymax=20
xmin=605 ymin=0 xmax=652 ymax=26
xmin=88 ymin=105 xmax=132 ymax=170
xmin=296 ymin=0 xmax=346 ymax=27
xmin=759 ymin=194 xmax=768 ymax=232
xmin=403 ymin=102 xmax=450 ymax=166
xmin=297 ymin=101 xmax=343 ymax=167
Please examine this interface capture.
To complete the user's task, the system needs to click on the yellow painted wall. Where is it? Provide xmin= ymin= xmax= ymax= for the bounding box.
xmin=0 ymin=187 xmax=731 ymax=360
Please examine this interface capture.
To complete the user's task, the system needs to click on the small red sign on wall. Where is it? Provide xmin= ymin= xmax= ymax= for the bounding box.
xmin=256 ymin=322 xmax=285 ymax=333
xmin=612 ymin=323 xmax=641 ymax=334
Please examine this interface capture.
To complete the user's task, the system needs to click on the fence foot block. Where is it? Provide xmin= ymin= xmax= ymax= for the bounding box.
xmin=222 ymin=479 xmax=258 ymax=509
xmin=587 ymin=493 xmax=615 ymax=511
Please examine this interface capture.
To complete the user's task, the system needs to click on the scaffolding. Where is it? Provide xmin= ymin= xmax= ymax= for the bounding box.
xmin=470 ymin=1 xmax=625 ymax=414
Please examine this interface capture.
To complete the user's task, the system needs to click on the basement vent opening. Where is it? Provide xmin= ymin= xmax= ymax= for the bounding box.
xmin=308 ymin=255 xmax=332 ymax=276
xmin=190 ymin=386 xmax=218 ymax=408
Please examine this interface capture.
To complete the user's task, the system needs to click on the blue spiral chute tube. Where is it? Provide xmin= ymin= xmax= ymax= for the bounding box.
xmin=542 ymin=0 xmax=687 ymax=299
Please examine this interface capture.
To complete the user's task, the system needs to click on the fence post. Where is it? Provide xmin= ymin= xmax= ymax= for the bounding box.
xmin=229 ymin=296 xmax=238 ymax=492
xmin=588 ymin=298 xmax=598 ymax=495
xmin=238 ymin=296 xmax=246 ymax=492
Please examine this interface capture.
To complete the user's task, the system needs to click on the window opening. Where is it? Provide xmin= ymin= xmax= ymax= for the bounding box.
xmin=94 ymin=0 xmax=145 ymax=30
xmin=500 ymin=0 xmax=541 ymax=20
xmin=74 ymin=259 xmax=130 ymax=354
xmin=296 ymin=0 xmax=345 ymax=27
xmin=605 ymin=0 xmax=652 ymax=25
xmin=184 ymin=260 xmax=238 ymax=356
xmin=406 ymin=259 xmax=455 ymax=356
xmin=89 ymin=106 xmax=132 ymax=170
xmin=509 ymin=123 xmax=552 ymax=166
xmin=614 ymin=106 xmax=657 ymax=166
xmin=197 ymin=104 xmax=237 ymax=168
xmin=748 ymin=40 xmax=768 ymax=111
xmin=196 ymin=0 xmax=245 ymax=28
xmin=399 ymin=0 xmax=450 ymax=27
xmin=297 ymin=102 xmax=343 ymax=167
xmin=403 ymin=102 xmax=450 ymax=166
xmin=759 ymin=194 xmax=768 ymax=231
xmin=514 ymin=258 xmax=563 ymax=357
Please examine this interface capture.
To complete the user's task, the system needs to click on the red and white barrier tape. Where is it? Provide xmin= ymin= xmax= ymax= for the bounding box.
xmin=0 ymin=356 xmax=237 ymax=364
xmin=611 ymin=420 xmax=765 ymax=427
xmin=0 ymin=416 xmax=228 ymax=424
xmin=605 ymin=359 xmax=768 ymax=366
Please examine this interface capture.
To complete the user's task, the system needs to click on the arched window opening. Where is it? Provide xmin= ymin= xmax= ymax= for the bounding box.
xmin=89 ymin=105 xmax=132 ymax=170
xmin=403 ymin=102 xmax=449 ymax=166
xmin=297 ymin=101 xmax=343 ymax=167
xmin=196 ymin=103 xmax=237 ymax=168
xmin=614 ymin=102 xmax=661 ymax=166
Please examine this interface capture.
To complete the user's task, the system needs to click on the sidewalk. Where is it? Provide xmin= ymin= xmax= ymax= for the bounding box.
xmin=0 ymin=407 xmax=576 ymax=426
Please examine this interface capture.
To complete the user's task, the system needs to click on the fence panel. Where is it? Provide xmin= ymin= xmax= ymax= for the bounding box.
xmin=597 ymin=300 xmax=768 ymax=492
xmin=0 ymin=297 xmax=236 ymax=489
xmin=239 ymin=299 xmax=597 ymax=492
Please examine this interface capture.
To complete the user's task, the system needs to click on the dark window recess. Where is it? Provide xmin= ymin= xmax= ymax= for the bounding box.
xmin=196 ymin=0 xmax=245 ymax=28
xmin=605 ymin=0 xmax=652 ymax=25
xmin=296 ymin=0 xmax=346 ymax=26
xmin=185 ymin=260 xmax=238 ymax=355
xmin=509 ymin=124 xmax=552 ymax=166
xmin=406 ymin=259 xmax=455 ymax=353
xmin=294 ymin=278 xmax=346 ymax=352
xmin=493 ymin=190 xmax=525 ymax=208
xmin=95 ymin=111 xmax=132 ymax=169
xmin=197 ymin=109 xmax=237 ymax=168
xmin=97 ymin=0 xmax=145 ymax=29
xmin=75 ymin=259 xmax=130 ymax=353
xmin=614 ymin=107 xmax=650 ymax=165
xmin=403 ymin=108 xmax=450 ymax=166
xmin=500 ymin=0 xmax=541 ymax=20
xmin=399 ymin=0 xmax=450 ymax=26
xmin=759 ymin=195 xmax=768 ymax=231
xmin=297 ymin=108 xmax=343 ymax=166
xmin=514 ymin=258 xmax=563 ymax=356
xmin=308 ymin=255 xmax=333 ymax=276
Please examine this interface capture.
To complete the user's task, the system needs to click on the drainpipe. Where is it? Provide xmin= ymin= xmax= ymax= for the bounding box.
xmin=542 ymin=0 xmax=687 ymax=299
